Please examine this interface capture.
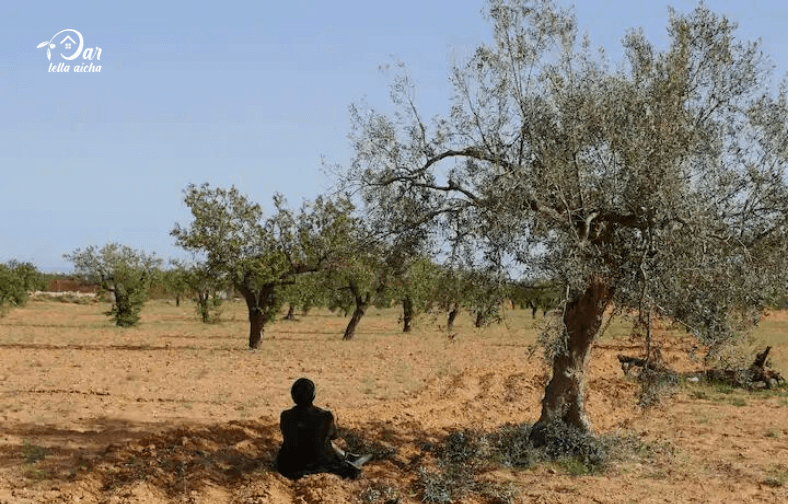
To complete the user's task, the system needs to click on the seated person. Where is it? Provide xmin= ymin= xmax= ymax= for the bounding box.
xmin=276 ymin=377 xmax=371 ymax=480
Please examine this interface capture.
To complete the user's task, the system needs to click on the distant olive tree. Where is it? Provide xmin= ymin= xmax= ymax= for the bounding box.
xmin=510 ymin=279 xmax=562 ymax=318
xmin=172 ymin=184 xmax=353 ymax=348
xmin=0 ymin=261 xmax=44 ymax=316
xmin=165 ymin=260 xmax=227 ymax=323
xmin=345 ymin=0 xmax=788 ymax=440
xmin=393 ymin=257 xmax=440 ymax=333
xmin=279 ymin=273 xmax=326 ymax=320
xmin=159 ymin=262 xmax=191 ymax=307
xmin=65 ymin=244 xmax=161 ymax=327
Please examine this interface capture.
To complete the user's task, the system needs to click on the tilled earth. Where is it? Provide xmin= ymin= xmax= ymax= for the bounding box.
xmin=1 ymin=300 xmax=787 ymax=503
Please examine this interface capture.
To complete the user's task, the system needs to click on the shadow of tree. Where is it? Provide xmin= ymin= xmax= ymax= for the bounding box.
xmin=0 ymin=415 xmax=449 ymax=499
xmin=0 ymin=418 xmax=283 ymax=496
xmin=0 ymin=418 xmax=177 ymax=482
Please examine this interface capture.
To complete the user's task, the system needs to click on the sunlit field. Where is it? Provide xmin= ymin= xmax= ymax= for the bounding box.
xmin=1 ymin=298 xmax=786 ymax=503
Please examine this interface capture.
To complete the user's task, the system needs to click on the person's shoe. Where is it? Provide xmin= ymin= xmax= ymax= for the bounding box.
xmin=346 ymin=453 xmax=372 ymax=469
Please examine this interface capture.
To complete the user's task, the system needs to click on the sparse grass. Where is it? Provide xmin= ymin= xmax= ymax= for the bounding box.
xmin=21 ymin=440 xmax=51 ymax=481
xmin=690 ymin=389 xmax=708 ymax=400
xmin=753 ymin=381 xmax=788 ymax=399
xmin=763 ymin=465 xmax=788 ymax=488
xmin=361 ymin=377 xmax=377 ymax=396
xmin=683 ymin=377 xmax=783 ymax=407
xmin=412 ymin=423 xmax=683 ymax=503
xmin=359 ymin=483 xmax=401 ymax=504
xmin=636 ymin=369 xmax=679 ymax=408
xmin=21 ymin=439 xmax=47 ymax=464
xmin=713 ymin=382 xmax=736 ymax=395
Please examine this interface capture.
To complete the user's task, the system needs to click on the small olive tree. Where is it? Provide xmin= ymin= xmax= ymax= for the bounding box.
xmin=0 ymin=261 xmax=44 ymax=316
xmin=393 ymin=257 xmax=441 ymax=332
xmin=65 ymin=244 xmax=161 ymax=327
xmin=165 ymin=260 xmax=227 ymax=323
xmin=346 ymin=0 xmax=788 ymax=438
xmin=159 ymin=262 xmax=191 ymax=307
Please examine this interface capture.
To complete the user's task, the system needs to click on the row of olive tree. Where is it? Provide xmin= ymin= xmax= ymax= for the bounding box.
xmin=57 ymin=226 xmax=529 ymax=333
xmin=168 ymin=183 xmax=523 ymax=345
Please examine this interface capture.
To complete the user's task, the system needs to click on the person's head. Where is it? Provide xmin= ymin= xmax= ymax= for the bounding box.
xmin=291 ymin=377 xmax=316 ymax=406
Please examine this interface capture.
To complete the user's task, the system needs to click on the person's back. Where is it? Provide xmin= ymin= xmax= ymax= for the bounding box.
xmin=275 ymin=378 xmax=370 ymax=480
xmin=277 ymin=403 xmax=338 ymax=475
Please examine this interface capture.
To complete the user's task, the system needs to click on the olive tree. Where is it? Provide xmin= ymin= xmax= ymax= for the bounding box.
xmin=65 ymin=243 xmax=161 ymax=327
xmin=172 ymin=183 xmax=351 ymax=348
xmin=0 ymin=261 xmax=44 ymax=315
xmin=165 ymin=260 xmax=227 ymax=323
xmin=280 ymin=272 xmax=326 ymax=320
xmin=159 ymin=262 xmax=191 ymax=307
xmin=322 ymin=221 xmax=394 ymax=340
xmin=345 ymin=0 xmax=788 ymax=439
xmin=393 ymin=257 xmax=441 ymax=332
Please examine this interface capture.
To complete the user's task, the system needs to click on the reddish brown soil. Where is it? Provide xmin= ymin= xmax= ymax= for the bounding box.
xmin=0 ymin=300 xmax=786 ymax=503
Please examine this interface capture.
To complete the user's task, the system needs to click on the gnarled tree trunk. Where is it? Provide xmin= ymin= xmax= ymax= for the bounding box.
xmin=343 ymin=291 xmax=370 ymax=341
xmin=531 ymin=278 xmax=613 ymax=443
xmin=248 ymin=308 xmax=266 ymax=349
xmin=239 ymin=284 xmax=273 ymax=349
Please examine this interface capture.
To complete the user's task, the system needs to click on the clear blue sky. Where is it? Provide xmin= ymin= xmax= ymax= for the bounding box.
xmin=2 ymin=1 xmax=787 ymax=272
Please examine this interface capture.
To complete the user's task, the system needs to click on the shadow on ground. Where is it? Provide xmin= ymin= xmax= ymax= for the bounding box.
xmin=0 ymin=415 xmax=441 ymax=500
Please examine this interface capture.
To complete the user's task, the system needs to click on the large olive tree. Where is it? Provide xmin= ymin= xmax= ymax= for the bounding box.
xmin=172 ymin=183 xmax=352 ymax=348
xmin=346 ymin=0 xmax=788 ymax=439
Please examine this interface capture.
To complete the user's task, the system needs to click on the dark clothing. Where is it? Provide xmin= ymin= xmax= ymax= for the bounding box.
xmin=275 ymin=404 xmax=358 ymax=480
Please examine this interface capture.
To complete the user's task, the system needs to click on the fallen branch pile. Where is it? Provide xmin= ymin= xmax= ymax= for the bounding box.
xmin=617 ymin=346 xmax=785 ymax=390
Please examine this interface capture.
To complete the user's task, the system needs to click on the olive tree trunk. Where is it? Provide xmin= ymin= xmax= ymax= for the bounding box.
xmin=248 ymin=308 xmax=266 ymax=349
xmin=402 ymin=296 xmax=414 ymax=332
xmin=343 ymin=292 xmax=370 ymax=341
xmin=197 ymin=290 xmax=210 ymax=323
xmin=238 ymin=285 xmax=273 ymax=349
xmin=446 ymin=303 xmax=459 ymax=333
xmin=531 ymin=278 xmax=613 ymax=443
